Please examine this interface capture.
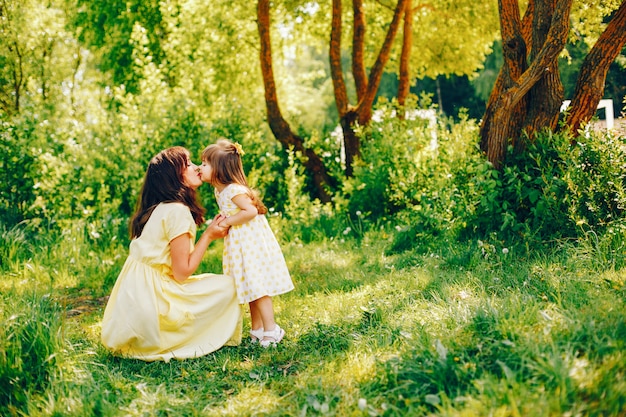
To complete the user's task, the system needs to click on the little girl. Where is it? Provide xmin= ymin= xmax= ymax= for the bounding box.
xmin=200 ymin=138 xmax=294 ymax=347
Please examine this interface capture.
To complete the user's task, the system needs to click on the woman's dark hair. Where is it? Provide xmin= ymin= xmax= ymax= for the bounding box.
xmin=130 ymin=146 xmax=205 ymax=238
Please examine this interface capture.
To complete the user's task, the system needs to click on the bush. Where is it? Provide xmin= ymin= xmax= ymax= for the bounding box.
xmin=342 ymin=100 xmax=444 ymax=221
xmin=342 ymin=101 xmax=485 ymax=252
xmin=268 ymin=150 xmax=341 ymax=243
xmin=0 ymin=115 xmax=37 ymax=225
xmin=360 ymin=114 xmax=626 ymax=253
xmin=465 ymin=129 xmax=626 ymax=244
xmin=464 ymin=131 xmax=575 ymax=242
xmin=566 ymin=132 xmax=626 ymax=229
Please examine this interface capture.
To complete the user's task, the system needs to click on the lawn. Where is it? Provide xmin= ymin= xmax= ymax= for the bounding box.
xmin=2 ymin=229 xmax=625 ymax=416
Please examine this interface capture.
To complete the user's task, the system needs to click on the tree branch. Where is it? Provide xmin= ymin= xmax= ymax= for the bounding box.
xmin=330 ymin=0 xmax=349 ymax=116
xmin=357 ymin=0 xmax=409 ymax=125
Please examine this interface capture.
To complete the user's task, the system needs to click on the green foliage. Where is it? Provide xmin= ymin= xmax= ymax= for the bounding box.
xmin=466 ymin=131 xmax=575 ymax=242
xmin=0 ymin=115 xmax=37 ymax=224
xmin=343 ymin=99 xmax=437 ymax=220
xmin=0 ymin=293 xmax=64 ymax=415
xmin=465 ymin=129 xmax=626 ymax=246
xmin=406 ymin=1 xmax=500 ymax=80
xmin=345 ymin=112 xmax=626 ymax=256
xmin=566 ymin=133 xmax=626 ymax=229
xmin=343 ymin=101 xmax=484 ymax=253
xmin=73 ymin=0 xmax=166 ymax=93
xmin=267 ymin=150 xmax=341 ymax=243
xmin=26 ymin=110 xmax=145 ymax=227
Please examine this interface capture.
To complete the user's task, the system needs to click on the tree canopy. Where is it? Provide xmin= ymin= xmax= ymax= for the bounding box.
xmin=1 ymin=0 xmax=625 ymax=218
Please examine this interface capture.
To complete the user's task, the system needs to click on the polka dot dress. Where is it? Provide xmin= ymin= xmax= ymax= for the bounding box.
xmin=216 ymin=184 xmax=294 ymax=304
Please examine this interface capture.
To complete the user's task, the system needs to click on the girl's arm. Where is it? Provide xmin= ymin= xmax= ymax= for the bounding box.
xmin=170 ymin=214 xmax=228 ymax=282
xmin=220 ymin=193 xmax=258 ymax=227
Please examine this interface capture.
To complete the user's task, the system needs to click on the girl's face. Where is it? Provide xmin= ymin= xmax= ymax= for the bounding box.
xmin=199 ymin=161 xmax=214 ymax=185
xmin=182 ymin=154 xmax=202 ymax=189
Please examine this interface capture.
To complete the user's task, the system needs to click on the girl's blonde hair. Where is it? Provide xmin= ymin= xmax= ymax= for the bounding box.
xmin=202 ymin=138 xmax=267 ymax=214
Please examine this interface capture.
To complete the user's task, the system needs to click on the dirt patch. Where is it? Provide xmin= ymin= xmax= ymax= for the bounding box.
xmin=54 ymin=289 xmax=108 ymax=317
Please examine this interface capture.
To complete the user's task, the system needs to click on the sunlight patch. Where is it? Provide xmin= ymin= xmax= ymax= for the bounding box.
xmin=122 ymin=383 xmax=189 ymax=416
xmin=208 ymin=386 xmax=282 ymax=416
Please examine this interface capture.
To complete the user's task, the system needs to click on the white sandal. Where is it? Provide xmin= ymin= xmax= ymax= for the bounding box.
xmin=260 ymin=325 xmax=285 ymax=348
xmin=250 ymin=328 xmax=264 ymax=343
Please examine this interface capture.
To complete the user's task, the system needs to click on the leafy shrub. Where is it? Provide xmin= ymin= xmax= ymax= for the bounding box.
xmin=465 ymin=129 xmax=626 ymax=245
xmin=0 ymin=115 xmax=37 ymax=224
xmin=465 ymin=131 xmax=575 ymax=241
xmin=268 ymin=150 xmax=341 ymax=243
xmin=342 ymin=101 xmax=485 ymax=252
xmin=342 ymin=100 xmax=443 ymax=220
xmin=565 ymin=132 xmax=626 ymax=229
xmin=363 ymin=112 xmax=626 ymax=253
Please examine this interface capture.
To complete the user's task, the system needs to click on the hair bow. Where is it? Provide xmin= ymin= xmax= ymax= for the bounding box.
xmin=233 ymin=142 xmax=245 ymax=156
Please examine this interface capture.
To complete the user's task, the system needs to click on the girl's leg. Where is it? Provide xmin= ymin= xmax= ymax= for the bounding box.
xmin=251 ymin=296 xmax=285 ymax=347
xmin=249 ymin=302 xmax=264 ymax=331
xmin=249 ymin=302 xmax=264 ymax=342
xmin=250 ymin=296 xmax=276 ymax=331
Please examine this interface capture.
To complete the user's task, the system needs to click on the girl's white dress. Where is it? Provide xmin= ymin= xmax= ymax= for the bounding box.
xmin=101 ymin=202 xmax=242 ymax=362
xmin=216 ymin=184 xmax=294 ymax=304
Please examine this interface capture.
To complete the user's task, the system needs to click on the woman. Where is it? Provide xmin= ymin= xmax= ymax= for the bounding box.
xmin=101 ymin=146 xmax=242 ymax=362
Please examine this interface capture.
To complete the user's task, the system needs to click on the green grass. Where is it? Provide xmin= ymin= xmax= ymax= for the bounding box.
xmin=1 ymin=227 xmax=625 ymax=416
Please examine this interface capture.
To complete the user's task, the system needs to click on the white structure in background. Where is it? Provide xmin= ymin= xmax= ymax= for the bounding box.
xmin=561 ymin=99 xmax=614 ymax=130
xmin=372 ymin=108 xmax=439 ymax=149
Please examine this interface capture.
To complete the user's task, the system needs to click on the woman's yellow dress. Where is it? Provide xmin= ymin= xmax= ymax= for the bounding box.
xmin=101 ymin=203 xmax=242 ymax=362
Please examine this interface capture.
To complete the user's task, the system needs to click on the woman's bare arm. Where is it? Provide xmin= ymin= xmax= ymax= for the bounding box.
xmin=170 ymin=214 xmax=228 ymax=282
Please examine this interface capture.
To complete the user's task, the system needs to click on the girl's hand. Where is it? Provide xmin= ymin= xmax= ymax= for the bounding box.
xmin=224 ymin=193 xmax=258 ymax=227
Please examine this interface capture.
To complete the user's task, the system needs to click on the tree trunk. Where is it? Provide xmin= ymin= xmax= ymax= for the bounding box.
xmin=397 ymin=0 xmax=413 ymax=108
xmin=565 ymin=1 xmax=626 ymax=136
xmin=522 ymin=0 xmax=564 ymax=144
xmin=257 ymin=0 xmax=333 ymax=202
xmin=330 ymin=0 xmax=357 ymax=175
xmin=480 ymin=0 xmax=572 ymax=169
xmin=480 ymin=0 xmax=534 ymax=155
xmin=330 ymin=0 xmax=349 ymax=117
xmin=521 ymin=0 xmax=535 ymax=53
xmin=352 ymin=0 xmax=367 ymax=101
xmin=479 ymin=0 xmax=527 ymax=166
xmin=330 ymin=0 xmax=408 ymax=177
xmin=11 ymin=40 xmax=22 ymax=113
xmin=356 ymin=0 xmax=409 ymax=126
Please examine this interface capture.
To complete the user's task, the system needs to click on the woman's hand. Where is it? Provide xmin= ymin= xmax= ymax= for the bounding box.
xmin=205 ymin=214 xmax=229 ymax=240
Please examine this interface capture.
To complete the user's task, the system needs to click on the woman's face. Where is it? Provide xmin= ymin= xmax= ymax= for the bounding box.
xmin=182 ymin=153 xmax=202 ymax=189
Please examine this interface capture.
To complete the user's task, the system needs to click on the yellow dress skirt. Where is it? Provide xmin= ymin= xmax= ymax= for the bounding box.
xmin=101 ymin=203 xmax=242 ymax=362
